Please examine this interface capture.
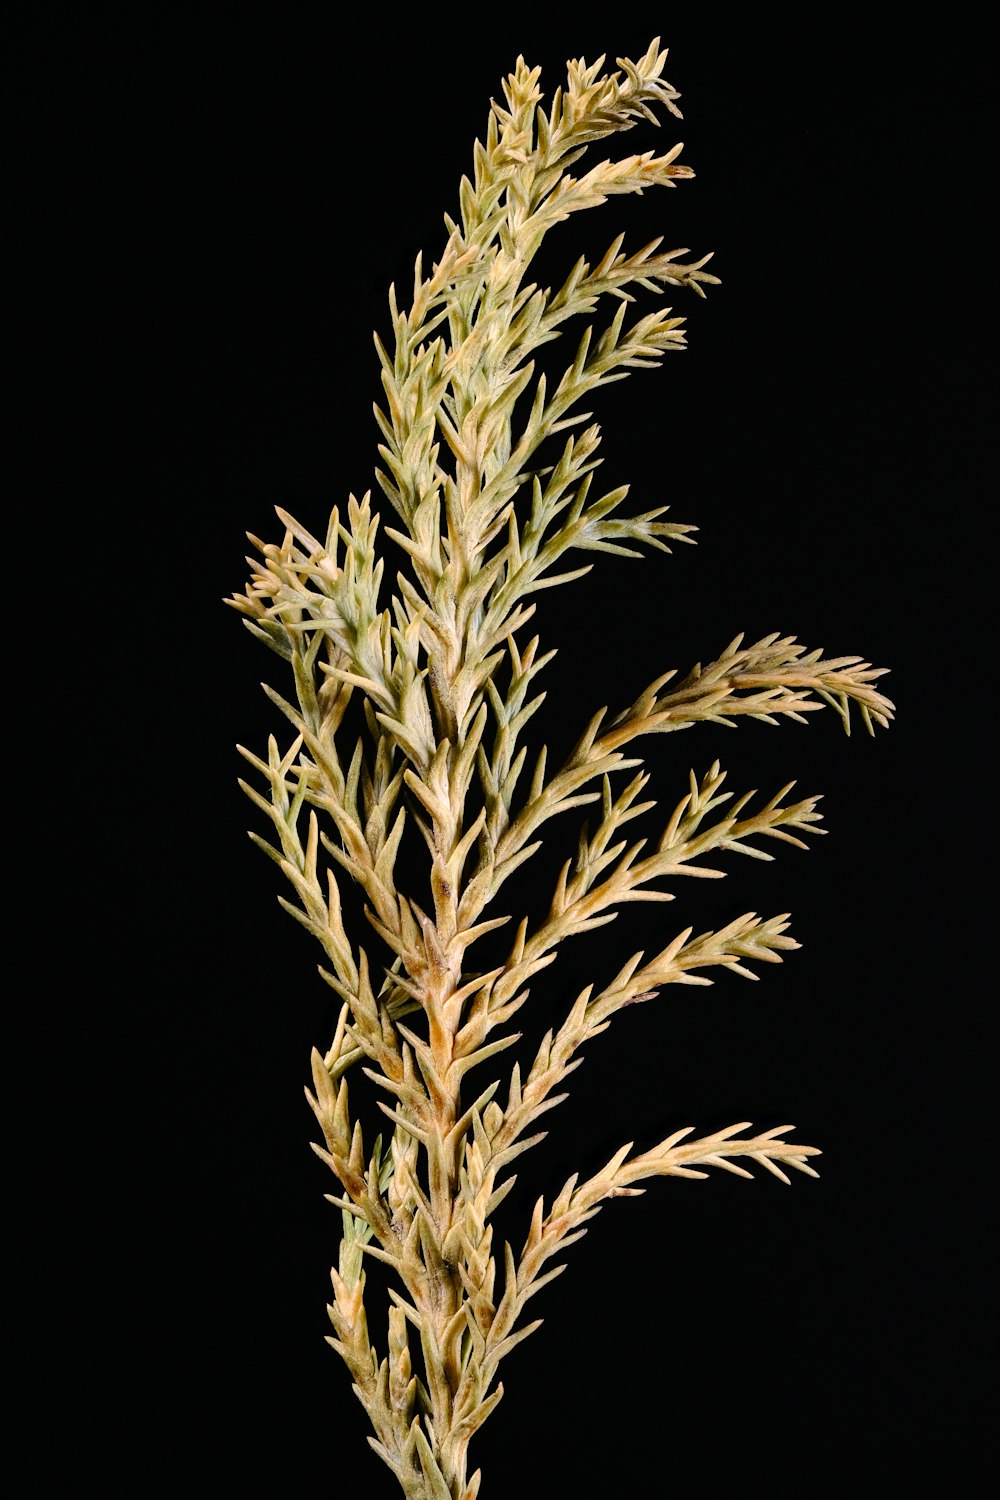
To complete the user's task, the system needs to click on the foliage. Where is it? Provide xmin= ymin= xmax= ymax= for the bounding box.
xmin=229 ymin=39 xmax=892 ymax=1499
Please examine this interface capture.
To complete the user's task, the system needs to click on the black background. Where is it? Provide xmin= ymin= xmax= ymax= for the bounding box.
xmin=12 ymin=6 xmax=989 ymax=1493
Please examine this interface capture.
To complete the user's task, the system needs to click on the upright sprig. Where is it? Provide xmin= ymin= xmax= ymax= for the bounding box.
xmin=229 ymin=39 xmax=893 ymax=1500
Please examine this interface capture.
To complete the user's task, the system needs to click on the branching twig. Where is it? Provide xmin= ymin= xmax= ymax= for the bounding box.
xmin=229 ymin=39 xmax=892 ymax=1500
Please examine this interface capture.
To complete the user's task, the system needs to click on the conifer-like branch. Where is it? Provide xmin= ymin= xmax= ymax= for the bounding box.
xmin=229 ymin=39 xmax=893 ymax=1499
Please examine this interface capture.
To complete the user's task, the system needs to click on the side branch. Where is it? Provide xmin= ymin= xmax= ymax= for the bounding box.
xmin=480 ymin=1124 xmax=819 ymax=1384
xmin=607 ymin=631 xmax=895 ymax=744
xmin=484 ymin=910 xmax=802 ymax=1174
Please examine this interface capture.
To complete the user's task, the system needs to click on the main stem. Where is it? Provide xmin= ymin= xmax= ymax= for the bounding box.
xmin=413 ymin=594 xmax=489 ymax=1496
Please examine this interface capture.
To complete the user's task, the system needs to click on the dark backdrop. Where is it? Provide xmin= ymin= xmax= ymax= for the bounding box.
xmin=12 ymin=8 xmax=988 ymax=1493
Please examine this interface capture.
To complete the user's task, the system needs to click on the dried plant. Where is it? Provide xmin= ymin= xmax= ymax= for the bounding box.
xmin=228 ymin=39 xmax=893 ymax=1499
